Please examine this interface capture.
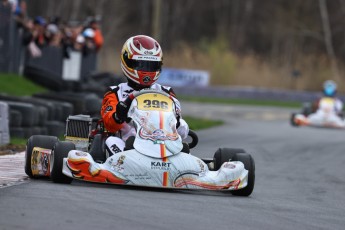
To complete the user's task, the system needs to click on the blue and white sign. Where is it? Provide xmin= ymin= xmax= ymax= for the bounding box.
xmin=157 ymin=68 xmax=210 ymax=87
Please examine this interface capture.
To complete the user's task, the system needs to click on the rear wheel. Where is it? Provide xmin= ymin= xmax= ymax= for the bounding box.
xmin=213 ymin=148 xmax=246 ymax=171
xmin=50 ymin=141 xmax=75 ymax=184
xmin=230 ymin=153 xmax=255 ymax=197
xmin=25 ymin=135 xmax=59 ymax=178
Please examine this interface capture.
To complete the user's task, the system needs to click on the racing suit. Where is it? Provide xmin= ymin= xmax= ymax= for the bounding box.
xmin=101 ymin=82 xmax=189 ymax=156
xmin=308 ymin=97 xmax=344 ymax=126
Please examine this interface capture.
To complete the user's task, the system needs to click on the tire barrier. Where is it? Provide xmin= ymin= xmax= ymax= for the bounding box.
xmin=0 ymin=90 xmax=103 ymax=140
xmin=0 ymin=102 xmax=10 ymax=146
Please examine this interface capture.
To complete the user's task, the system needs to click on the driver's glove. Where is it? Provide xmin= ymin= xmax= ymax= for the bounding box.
xmin=113 ymin=101 xmax=130 ymax=124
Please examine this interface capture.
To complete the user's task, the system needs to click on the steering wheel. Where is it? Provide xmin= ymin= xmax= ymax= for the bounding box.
xmin=125 ymin=89 xmax=198 ymax=148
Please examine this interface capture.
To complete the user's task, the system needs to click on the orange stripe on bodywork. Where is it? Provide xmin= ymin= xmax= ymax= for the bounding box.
xmin=163 ymin=171 xmax=169 ymax=187
xmin=159 ymin=111 xmax=166 ymax=158
xmin=159 ymin=111 xmax=169 ymax=186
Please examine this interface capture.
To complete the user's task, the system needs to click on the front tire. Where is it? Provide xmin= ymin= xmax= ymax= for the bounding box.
xmin=290 ymin=113 xmax=299 ymax=127
xmin=25 ymin=135 xmax=59 ymax=178
xmin=50 ymin=141 xmax=75 ymax=184
xmin=230 ymin=153 xmax=255 ymax=197
xmin=213 ymin=148 xmax=246 ymax=171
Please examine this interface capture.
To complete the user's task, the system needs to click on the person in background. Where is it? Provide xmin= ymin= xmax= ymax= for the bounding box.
xmin=101 ymin=35 xmax=189 ymax=156
xmin=88 ymin=18 xmax=103 ymax=51
xmin=311 ymin=80 xmax=343 ymax=118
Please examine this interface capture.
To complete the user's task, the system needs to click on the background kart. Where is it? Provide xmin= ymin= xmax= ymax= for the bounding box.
xmin=290 ymin=100 xmax=345 ymax=128
xmin=25 ymin=90 xmax=255 ymax=196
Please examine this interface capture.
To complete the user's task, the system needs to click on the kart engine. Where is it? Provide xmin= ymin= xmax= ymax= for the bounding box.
xmin=65 ymin=115 xmax=94 ymax=151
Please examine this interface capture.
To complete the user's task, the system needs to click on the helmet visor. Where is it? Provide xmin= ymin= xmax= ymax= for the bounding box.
xmin=127 ymin=59 xmax=162 ymax=72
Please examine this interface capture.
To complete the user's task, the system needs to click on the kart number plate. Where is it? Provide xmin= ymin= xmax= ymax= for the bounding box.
xmin=136 ymin=93 xmax=173 ymax=112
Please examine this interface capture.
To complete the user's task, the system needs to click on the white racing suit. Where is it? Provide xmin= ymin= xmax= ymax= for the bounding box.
xmin=101 ymin=82 xmax=189 ymax=156
xmin=307 ymin=97 xmax=344 ymax=127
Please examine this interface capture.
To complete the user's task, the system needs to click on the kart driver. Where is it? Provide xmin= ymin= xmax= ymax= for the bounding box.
xmin=311 ymin=80 xmax=343 ymax=116
xmin=101 ymin=35 xmax=189 ymax=156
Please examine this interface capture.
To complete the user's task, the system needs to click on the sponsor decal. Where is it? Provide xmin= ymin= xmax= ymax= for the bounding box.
xmin=139 ymin=128 xmax=178 ymax=144
xmin=41 ymin=153 xmax=49 ymax=175
xmin=151 ymin=161 xmax=171 ymax=170
xmin=144 ymin=51 xmax=154 ymax=55
xmin=223 ymin=162 xmax=236 ymax=169
xmin=122 ymin=89 xmax=134 ymax=98
xmin=197 ymin=159 xmax=206 ymax=175
xmin=133 ymin=55 xmax=160 ymax=61
xmin=122 ymin=172 xmax=152 ymax=180
xmin=110 ymin=144 xmax=122 ymax=154
xmin=75 ymin=151 xmax=88 ymax=157
xmin=105 ymin=106 xmax=113 ymax=112
xmin=143 ymin=76 xmax=151 ymax=83
xmin=31 ymin=149 xmax=51 ymax=176
xmin=110 ymin=155 xmax=126 ymax=172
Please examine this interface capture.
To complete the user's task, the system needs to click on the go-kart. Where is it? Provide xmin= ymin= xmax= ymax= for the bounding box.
xmin=25 ymin=89 xmax=255 ymax=196
xmin=290 ymin=98 xmax=345 ymax=128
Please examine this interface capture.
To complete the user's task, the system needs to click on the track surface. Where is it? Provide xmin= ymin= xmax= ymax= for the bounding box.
xmin=1 ymin=102 xmax=345 ymax=230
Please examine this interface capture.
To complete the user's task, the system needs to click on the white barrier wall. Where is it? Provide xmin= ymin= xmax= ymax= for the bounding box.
xmin=157 ymin=68 xmax=210 ymax=87
xmin=0 ymin=101 xmax=10 ymax=145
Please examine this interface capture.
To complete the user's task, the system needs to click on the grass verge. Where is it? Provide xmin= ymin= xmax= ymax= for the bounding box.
xmin=184 ymin=116 xmax=224 ymax=130
xmin=180 ymin=96 xmax=301 ymax=108
xmin=0 ymin=73 xmax=46 ymax=96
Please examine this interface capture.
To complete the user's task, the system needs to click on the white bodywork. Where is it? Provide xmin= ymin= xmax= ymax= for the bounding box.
xmin=295 ymin=98 xmax=345 ymax=128
xmin=62 ymin=90 xmax=248 ymax=190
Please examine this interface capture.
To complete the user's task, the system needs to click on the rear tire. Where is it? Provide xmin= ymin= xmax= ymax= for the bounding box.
xmin=230 ymin=153 xmax=255 ymax=197
xmin=25 ymin=135 xmax=59 ymax=178
xmin=213 ymin=148 xmax=246 ymax=171
xmin=50 ymin=141 xmax=75 ymax=184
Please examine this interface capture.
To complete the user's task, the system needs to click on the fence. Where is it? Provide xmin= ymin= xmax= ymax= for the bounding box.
xmin=0 ymin=5 xmax=97 ymax=82
xmin=0 ymin=4 xmax=23 ymax=74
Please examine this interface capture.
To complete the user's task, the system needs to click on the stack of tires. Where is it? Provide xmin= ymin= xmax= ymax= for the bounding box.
xmin=0 ymin=91 xmax=102 ymax=139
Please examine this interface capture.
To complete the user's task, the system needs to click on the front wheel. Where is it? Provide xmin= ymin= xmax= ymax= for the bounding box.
xmin=290 ymin=113 xmax=299 ymax=127
xmin=230 ymin=153 xmax=255 ymax=197
xmin=213 ymin=148 xmax=246 ymax=171
xmin=50 ymin=141 xmax=75 ymax=184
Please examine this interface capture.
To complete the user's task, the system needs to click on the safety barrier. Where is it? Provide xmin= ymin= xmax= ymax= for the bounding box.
xmin=0 ymin=102 xmax=10 ymax=146
xmin=0 ymin=5 xmax=97 ymax=81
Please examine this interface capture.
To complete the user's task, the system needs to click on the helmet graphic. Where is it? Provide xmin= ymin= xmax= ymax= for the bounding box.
xmin=121 ymin=35 xmax=163 ymax=87
xmin=323 ymin=80 xmax=337 ymax=97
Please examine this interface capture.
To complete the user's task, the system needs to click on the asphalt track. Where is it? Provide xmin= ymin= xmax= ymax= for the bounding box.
xmin=1 ymin=102 xmax=345 ymax=230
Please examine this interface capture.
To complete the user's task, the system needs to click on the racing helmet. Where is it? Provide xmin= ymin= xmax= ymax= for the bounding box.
xmin=323 ymin=80 xmax=337 ymax=97
xmin=120 ymin=35 xmax=163 ymax=88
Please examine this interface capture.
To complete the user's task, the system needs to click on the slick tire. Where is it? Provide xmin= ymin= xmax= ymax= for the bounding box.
xmin=50 ymin=141 xmax=75 ymax=184
xmin=213 ymin=148 xmax=246 ymax=171
xmin=25 ymin=135 xmax=59 ymax=178
xmin=10 ymin=127 xmax=24 ymax=138
xmin=45 ymin=121 xmax=65 ymax=137
xmin=88 ymin=134 xmax=106 ymax=163
xmin=290 ymin=113 xmax=299 ymax=127
xmin=230 ymin=153 xmax=255 ymax=197
xmin=9 ymin=109 xmax=22 ymax=127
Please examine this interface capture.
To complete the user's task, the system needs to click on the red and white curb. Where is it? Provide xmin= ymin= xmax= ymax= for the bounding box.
xmin=0 ymin=152 xmax=28 ymax=188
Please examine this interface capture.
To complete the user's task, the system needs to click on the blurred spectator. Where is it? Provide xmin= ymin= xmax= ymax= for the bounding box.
xmin=32 ymin=16 xmax=46 ymax=46
xmin=45 ymin=23 xmax=61 ymax=46
xmin=88 ymin=18 xmax=103 ymax=51
xmin=13 ymin=0 xmax=26 ymax=17
xmin=82 ymin=27 xmax=96 ymax=55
